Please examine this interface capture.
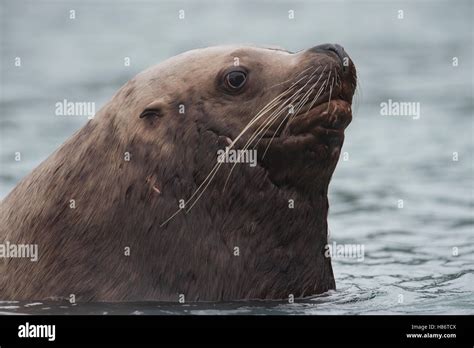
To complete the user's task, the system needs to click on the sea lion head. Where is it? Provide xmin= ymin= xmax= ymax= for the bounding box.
xmin=0 ymin=44 xmax=357 ymax=301
xmin=112 ymin=44 xmax=356 ymax=205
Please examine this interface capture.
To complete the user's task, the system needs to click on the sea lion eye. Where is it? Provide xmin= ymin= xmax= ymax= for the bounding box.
xmin=225 ymin=71 xmax=247 ymax=90
xmin=139 ymin=100 xmax=166 ymax=120
xmin=139 ymin=109 xmax=161 ymax=119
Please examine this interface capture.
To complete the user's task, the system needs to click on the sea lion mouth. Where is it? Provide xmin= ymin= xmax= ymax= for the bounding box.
xmin=252 ymin=67 xmax=356 ymax=191
xmin=256 ymin=63 xmax=356 ymax=151
xmin=260 ymin=98 xmax=352 ymax=146
xmin=252 ymin=99 xmax=351 ymax=191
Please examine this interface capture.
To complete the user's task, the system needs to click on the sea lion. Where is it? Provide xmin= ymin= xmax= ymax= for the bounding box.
xmin=0 ymin=44 xmax=356 ymax=301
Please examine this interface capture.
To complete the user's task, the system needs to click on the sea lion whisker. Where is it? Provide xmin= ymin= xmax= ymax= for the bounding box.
xmin=261 ymin=66 xmax=333 ymax=160
xmin=249 ymin=78 xmax=313 ymax=150
xmin=325 ymin=70 xmax=332 ymax=93
xmin=251 ymin=103 xmax=293 ymax=150
xmin=221 ymin=78 xmax=313 ymax=191
xmin=159 ymin=207 xmax=186 ymax=227
xmin=282 ymin=64 xmax=325 ymax=119
xmin=300 ymin=66 xmax=328 ymax=105
xmin=186 ymin=82 xmax=298 ymax=206
xmin=305 ymin=79 xmax=328 ymax=117
xmin=252 ymin=67 xmax=328 ymax=153
xmin=254 ymin=105 xmax=292 ymax=156
xmin=161 ymin=152 xmax=229 ymax=223
xmin=352 ymin=78 xmax=362 ymax=117
xmin=253 ymin=79 xmax=316 ymax=156
xmin=252 ymin=84 xmax=308 ymax=139
xmin=260 ymin=108 xmax=295 ymax=158
xmin=185 ymin=160 xmax=224 ymax=212
xmin=207 ymin=93 xmax=288 ymax=176
xmin=242 ymin=67 xmax=321 ymax=150
xmin=222 ymin=89 xmax=302 ymax=191
xmin=265 ymin=73 xmax=309 ymax=91
xmin=222 ymin=100 xmax=297 ymax=191
xmin=226 ymin=80 xmax=302 ymax=149
xmin=197 ymin=84 xmax=297 ymax=203
xmin=260 ymin=79 xmax=323 ymax=157
xmin=265 ymin=66 xmax=313 ymax=90
xmin=293 ymin=65 xmax=314 ymax=80
xmin=327 ymin=77 xmax=335 ymax=112
xmin=227 ymin=93 xmax=290 ymax=150
xmin=305 ymin=70 xmax=330 ymax=114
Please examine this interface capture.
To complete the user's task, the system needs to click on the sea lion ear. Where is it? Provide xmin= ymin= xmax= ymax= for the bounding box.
xmin=139 ymin=100 xmax=166 ymax=119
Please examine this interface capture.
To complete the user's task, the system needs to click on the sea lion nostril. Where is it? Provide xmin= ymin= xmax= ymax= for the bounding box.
xmin=327 ymin=44 xmax=347 ymax=62
xmin=309 ymin=43 xmax=350 ymax=72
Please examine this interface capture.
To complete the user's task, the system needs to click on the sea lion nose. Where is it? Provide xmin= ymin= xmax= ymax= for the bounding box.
xmin=309 ymin=43 xmax=350 ymax=72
